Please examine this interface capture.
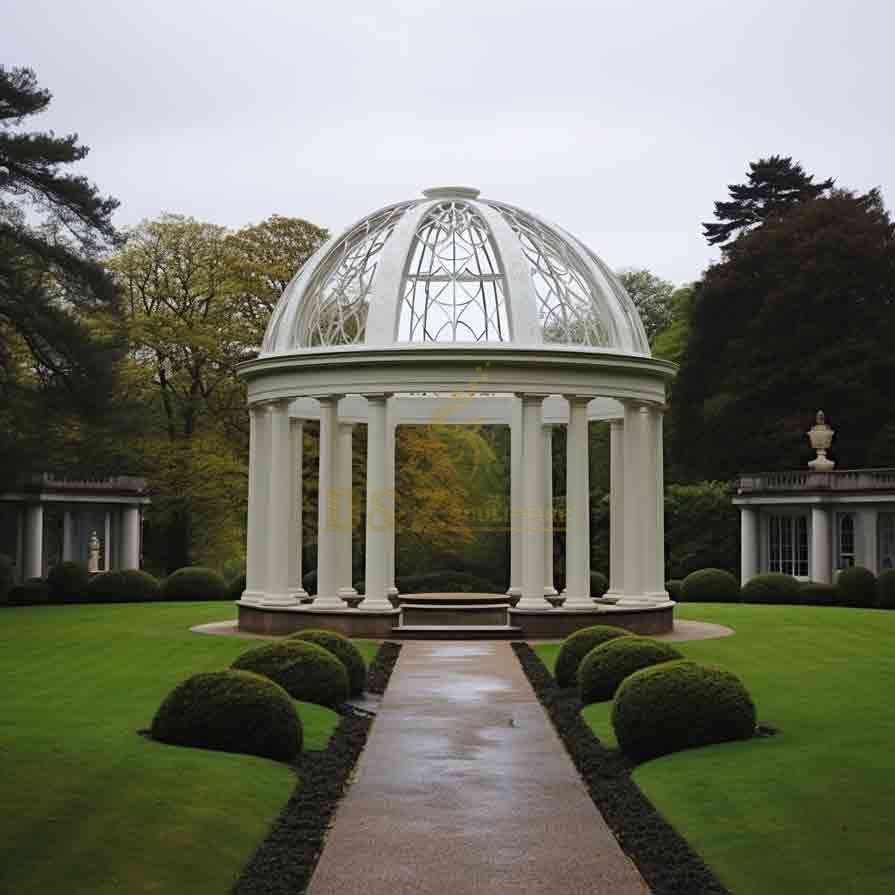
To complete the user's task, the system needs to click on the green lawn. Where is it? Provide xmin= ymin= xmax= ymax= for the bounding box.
xmin=0 ymin=602 xmax=379 ymax=895
xmin=535 ymin=604 xmax=895 ymax=895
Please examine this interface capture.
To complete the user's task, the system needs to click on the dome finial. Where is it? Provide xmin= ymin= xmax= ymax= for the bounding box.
xmin=422 ymin=186 xmax=481 ymax=199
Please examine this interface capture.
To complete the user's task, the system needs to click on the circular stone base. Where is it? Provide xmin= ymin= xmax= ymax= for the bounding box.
xmin=393 ymin=592 xmax=509 ymax=607
xmin=508 ymin=603 xmax=674 ymax=638
xmin=237 ymin=601 xmax=400 ymax=638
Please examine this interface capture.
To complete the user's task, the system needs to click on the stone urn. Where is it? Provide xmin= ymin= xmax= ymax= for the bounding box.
xmin=807 ymin=411 xmax=835 ymax=471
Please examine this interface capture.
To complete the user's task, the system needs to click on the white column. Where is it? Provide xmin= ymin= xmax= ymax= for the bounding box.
xmin=607 ymin=418 xmax=625 ymax=596
xmin=740 ymin=506 xmax=760 ymax=585
xmin=337 ymin=422 xmax=357 ymax=598
xmin=243 ymin=404 xmax=269 ymax=602
xmin=24 ymin=503 xmax=43 ymax=579
xmin=621 ymin=402 xmax=645 ymax=602
xmin=386 ymin=402 xmax=398 ymax=596
xmin=263 ymin=400 xmax=300 ymax=606
xmin=809 ymin=507 xmax=833 ymax=584
xmin=62 ymin=509 xmax=74 ymax=561
xmin=288 ymin=419 xmax=308 ymax=600
xmin=103 ymin=510 xmax=111 ymax=571
xmin=563 ymin=396 xmax=592 ymax=607
xmin=642 ymin=405 xmax=667 ymax=599
xmin=361 ymin=394 xmax=393 ymax=610
xmin=120 ymin=505 xmax=141 ymax=570
xmin=508 ymin=396 xmax=523 ymax=597
xmin=519 ymin=395 xmax=551 ymax=610
xmin=543 ymin=424 xmax=557 ymax=596
xmin=314 ymin=395 xmax=346 ymax=608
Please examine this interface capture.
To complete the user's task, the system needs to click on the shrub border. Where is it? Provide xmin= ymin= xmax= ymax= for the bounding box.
xmin=233 ymin=641 xmax=401 ymax=895
xmin=511 ymin=642 xmax=729 ymax=895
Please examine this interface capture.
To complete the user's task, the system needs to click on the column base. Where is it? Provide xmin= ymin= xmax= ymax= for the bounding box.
xmin=561 ymin=593 xmax=595 ymax=610
xmin=289 ymin=587 xmax=309 ymax=601
xmin=507 ymin=585 xmax=522 ymax=597
xmin=358 ymin=596 xmax=393 ymax=611
xmin=387 ymin=585 xmax=399 ymax=597
xmin=310 ymin=594 xmax=348 ymax=609
xmin=516 ymin=595 xmax=554 ymax=610
xmin=257 ymin=592 xmax=303 ymax=608
xmin=338 ymin=586 xmax=358 ymax=598
xmin=616 ymin=593 xmax=672 ymax=607
xmin=543 ymin=585 xmax=558 ymax=597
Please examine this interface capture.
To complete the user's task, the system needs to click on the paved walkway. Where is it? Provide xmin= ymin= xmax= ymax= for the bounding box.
xmin=307 ymin=641 xmax=648 ymax=895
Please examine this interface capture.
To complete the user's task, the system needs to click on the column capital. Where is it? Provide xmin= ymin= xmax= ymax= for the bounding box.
xmin=364 ymin=392 xmax=393 ymax=404
xmin=563 ymin=394 xmax=592 ymax=407
xmin=265 ymin=398 xmax=291 ymax=413
xmin=519 ymin=392 xmax=549 ymax=405
xmin=314 ymin=393 xmax=345 ymax=405
xmin=609 ymin=417 xmax=624 ymax=430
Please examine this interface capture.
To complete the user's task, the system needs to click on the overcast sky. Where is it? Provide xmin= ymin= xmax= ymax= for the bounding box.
xmin=6 ymin=0 xmax=894 ymax=286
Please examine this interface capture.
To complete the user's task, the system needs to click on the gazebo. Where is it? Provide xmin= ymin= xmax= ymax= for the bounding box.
xmin=236 ymin=187 xmax=676 ymax=638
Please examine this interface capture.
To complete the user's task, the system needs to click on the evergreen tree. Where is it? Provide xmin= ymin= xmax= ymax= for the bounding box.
xmin=673 ymin=187 xmax=895 ymax=479
xmin=703 ymin=155 xmax=834 ymax=248
xmin=0 ymin=66 xmax=123 ymax=476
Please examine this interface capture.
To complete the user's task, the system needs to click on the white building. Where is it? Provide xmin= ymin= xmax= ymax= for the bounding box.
xmin=0 ymin=474 xmax=148 ymax=582
xmin=734 ymin=414 xmax=895 ymax=584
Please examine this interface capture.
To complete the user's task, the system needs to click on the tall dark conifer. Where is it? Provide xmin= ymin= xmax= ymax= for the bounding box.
xmin=703 ymin=155 xmax=834 ymax=248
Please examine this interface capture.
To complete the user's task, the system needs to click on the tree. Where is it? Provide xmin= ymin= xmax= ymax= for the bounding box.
xmin=651 ymin=286 xmax=695 ymax=365
xmin=0 ymin=66 xmax=123 ymax=477
xmin=617 ymin=268 xmax=675 ymax=343
xmin=703 ymin=155 xmax=834 ymax=248
xmin=225 ymin=215 xmax=328 ymax=348
xmin=672 ymin=187 xmax=895 ymax=480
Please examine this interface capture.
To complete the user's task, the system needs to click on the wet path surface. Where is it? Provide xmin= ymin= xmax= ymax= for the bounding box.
xmin=307 ymin=641 xmax=648 ymax=895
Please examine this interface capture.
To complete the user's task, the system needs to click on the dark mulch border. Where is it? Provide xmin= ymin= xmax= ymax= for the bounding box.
xmin=512 ymin=642 xmax=730 ymax=895
xmin=233 ymin=641 xmax=402 ymax=895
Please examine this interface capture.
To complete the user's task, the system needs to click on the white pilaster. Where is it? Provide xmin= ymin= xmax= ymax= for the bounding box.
xmin=543 ymin=424 xmax=557 ymax=597
xmin=120 ymin=505 xmax=141 ymax=570
xmin=314 ymin=395 xmax=346 ymax=608
xmin=563 ymin=396 xmax=593 ymax=607
xmin=508 ymin=396 xmax=523 ymax=597
xmin=262 ymin=400 xmax=300 ymax=606
xmin=361 ymin=394 xmax=393 ymax=610
xmin=288 ymin=419 xmax=308 ymax=600
xmin=740 ymin=506 xmax=760 ymax=585
xmin=103 ymin=510 xmax=111 ymax=571
xmin=607 ymin=418 xmax=625 ymax=596
xmin=24 ymin=503 xmax=43 ymax=579
xmin=519 ymin=395 xmax=551 ymax=609
xmin=62 ymin=509 xmax=74 ymax=562
xmin=386 ymin=402 xmax=398 ymax=596
xmin=243 ymin=404 xmax=269 ymax=601
xmin=337 ymin=422 xmax=357 ymax=598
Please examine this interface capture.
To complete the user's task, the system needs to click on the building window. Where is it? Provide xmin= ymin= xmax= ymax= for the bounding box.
xmin=768 ymin=514 xmax=808 ymax=577
xmin=880 ymin=513 xmax=895 ymax=571
xmin=837 ymin=513 xmax=856 ymax=570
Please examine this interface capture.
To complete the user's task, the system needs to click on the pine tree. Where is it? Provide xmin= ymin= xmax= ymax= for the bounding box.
xmin=0 ymin=65 xmax=122 ymax=432
xmin=703 ymin=155 xmax=834 ymax=248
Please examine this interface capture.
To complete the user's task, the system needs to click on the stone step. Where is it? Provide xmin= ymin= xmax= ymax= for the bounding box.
xmin=390 ymin=625 xmax=523 ymax=640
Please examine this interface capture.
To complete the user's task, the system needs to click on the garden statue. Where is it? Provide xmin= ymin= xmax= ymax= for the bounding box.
xmin=88 ymin=531 xmax=101 ymax=573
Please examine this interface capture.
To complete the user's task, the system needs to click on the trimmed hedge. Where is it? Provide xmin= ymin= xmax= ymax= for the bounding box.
xmin=799 ymin=581 xmax=837 ymax=606
xmin=590 ymin=571 xmax=609 ymax=598
xmin=228 ymin=572 xmax=247 ymax=601
xmin=47 ymin=561 xmax=90 ymax=603
xmin=741 ymin=572 xmax=801 ymax=605
xmin=612 ymin=660 xmax=756 ymax=762
xmin=877 ymin=570 xmax=895 ymax=610
xmin=579 ymin=636 xmax=683 ymax=705
xmin=5 ymin=578 xmax=48 ymax=606
xmin=160 ymin=566 xmax=228 ymax=601
xmin=554 ymin=625 xmax=631 ymax=688
xmin=232 ymin=640 xmax=349 ymax=707
xmin=837 ymin=566 xmax=877 ymax=608
xmin=87 ymin=569 xmax=161 ymax=603
xmin=665 ymin=579 xmax=683 ymax=601
xmin=680 ymin=568 xmax=740 ymax=603
xmin=0 ymin=554 xmax=15 ymax=602
xmin=150 ymin=669 xmax=301 ymax=761
xmin=290 ymin=629 xmax=366 ymax=697
xmin=396 ymin=569 xmax=501 ymax=594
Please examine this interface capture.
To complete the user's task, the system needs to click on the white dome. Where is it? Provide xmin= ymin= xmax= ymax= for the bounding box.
xmin=262 ymin=187 xmax=650 ymax=356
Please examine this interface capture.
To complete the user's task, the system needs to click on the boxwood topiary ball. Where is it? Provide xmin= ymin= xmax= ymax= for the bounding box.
xmin=612 ymin=660 xmax=756 ymax=762
xmin=837 ymin=566 xmax=877 ymax=608
xmin=798 ymin=581 xmax=837 ymax=606
xmin=160 ymin=566 xmax=228 ymax=601
xmin=878 ymin=570 xmax=895 ymax=610
xmin=232 ymin=641 xmax=349 ymax=707
xmin=87 ymin=569 xmax=160 ymax=603
xmin=150 ymin=669 xmax=302 ymax=761
xmin=741 ymin=572 xmax=801 ymax=605
xmin=554 ymin=625 xmax=631 ymax=688
xmin=579 ymin=636 xmax=683 ymax=704
xmin=664 ymin=579 xmax=683 ymax=601
xmin=47 ymin=561 xmax=90 ymax=603
xmin=680 ymin=568 xmax=740 ymax=603
xmin=289 ymin=629 xmax=366 ymax=697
